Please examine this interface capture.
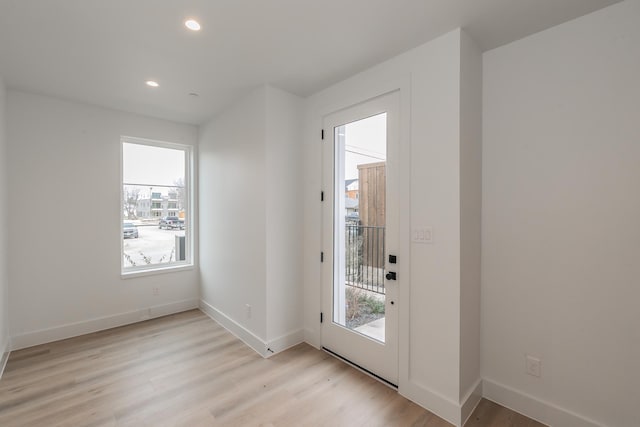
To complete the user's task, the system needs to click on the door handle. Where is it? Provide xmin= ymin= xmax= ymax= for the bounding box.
xmin=385 ymin=271 xmax=397 ymax=280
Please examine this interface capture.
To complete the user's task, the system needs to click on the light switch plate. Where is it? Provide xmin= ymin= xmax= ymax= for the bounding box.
xmin=412 ymin=227 xmax=433 ymax=244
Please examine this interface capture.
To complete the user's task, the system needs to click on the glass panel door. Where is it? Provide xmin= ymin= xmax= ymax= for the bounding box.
xmin=321 ymin=90 xmax=399 ymax=386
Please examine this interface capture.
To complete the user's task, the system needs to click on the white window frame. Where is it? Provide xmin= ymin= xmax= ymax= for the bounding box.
xmin=120 ymin=136 xmax=194 ymax=277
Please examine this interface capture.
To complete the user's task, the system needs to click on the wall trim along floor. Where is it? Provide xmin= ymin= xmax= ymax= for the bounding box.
xmin=482 ymin=378 xmax=602 ymax=427
xmin=10 ymin=298 xmax=199 ymax=351
xmin=199 ymin=299 xmax=303 ymax=358
xmin=0 ymin=337 xmax=9 ymax=380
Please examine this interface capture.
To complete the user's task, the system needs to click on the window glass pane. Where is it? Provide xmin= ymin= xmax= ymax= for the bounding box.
xmin=333 ymin=113 xmax=387 ymax=342
xmin=122 ymin=140 xmax=189 ymax=272
xmin=123 ymin=143 xmax=185 ymax=187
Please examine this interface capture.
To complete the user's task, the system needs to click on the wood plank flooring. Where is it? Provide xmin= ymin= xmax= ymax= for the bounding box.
xmin=0 ymin=310 xmax=545 ymax=427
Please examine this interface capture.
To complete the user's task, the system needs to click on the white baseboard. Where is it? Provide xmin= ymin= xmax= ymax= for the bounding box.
xmin=399 ymin=377 xmax=483 ymax=427
xmin=198 ymin=300 xmax=303 ymax=359
xmin=199 ymin=299 xmax=268 ymax=357
xmin=400 ymin=379 xmax=463 ymax=426
xmin=265 ymin=329 xmax=304 ymax=357
xmin=0 ymin=336 xmax=10 ymax=380
xmin=303 ymin=327 xmax=320 ymax=349
xmin=482 ymin=378 xmax=603 ymax=427
xmin=10 ymin=299 xmax=199 ymax=350
xmin=461 ymin=378 xmax=483 ymax=426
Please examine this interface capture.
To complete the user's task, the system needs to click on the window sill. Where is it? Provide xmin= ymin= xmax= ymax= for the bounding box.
xmin=121 ymin=263 xmax=195 ymax=279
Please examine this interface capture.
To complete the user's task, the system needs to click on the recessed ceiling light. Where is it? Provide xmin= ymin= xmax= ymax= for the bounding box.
xmin=146 ymin=80 xmax=159 ymax=88
xmin=185 ymin=19 xmax=201 ymax=31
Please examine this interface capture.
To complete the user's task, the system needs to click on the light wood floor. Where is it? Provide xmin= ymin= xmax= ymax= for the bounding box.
xmin=0 ymin=310 xmax=545 ymax=427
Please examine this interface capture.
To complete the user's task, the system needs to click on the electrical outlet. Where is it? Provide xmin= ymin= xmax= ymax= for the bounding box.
xmin=245 ymin=304 xmax=252 ymax=319
xmin=152 ymin=287 xmax=159 ymax=296
xmin=526 ymin=355 xmax=541 ymax=377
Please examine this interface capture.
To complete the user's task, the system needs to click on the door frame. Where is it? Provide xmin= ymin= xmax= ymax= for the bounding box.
xmin=320 ymin=89 xmax=404 ymax=386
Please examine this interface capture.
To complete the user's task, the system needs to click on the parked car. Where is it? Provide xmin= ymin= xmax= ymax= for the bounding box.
xmin=123 ymin=222 xmax=139 ymax=239
xmin=159 ymin=216 xmax=185 ymax=230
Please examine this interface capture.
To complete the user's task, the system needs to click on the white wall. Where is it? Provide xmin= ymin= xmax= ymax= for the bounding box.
xmin=7 ymin=90 xmax=199 ymax=349
xmin=406 ymin=33 xmax=462 ymax=413
xmin=199 ymin=85 xmax=303 ymax=355
xmin=0 ymin=77 xmax=9 ymax=370
xmin=303 ymin=29 xmax=482 ymax=426
xmin=265 ymin=87 xmax=303 ymax=344
xmin=199 ymin=86 xmax=269 ymax=343
xmin=482 ymin=2 xmax=640 ymax=426
xmin=459 ymin=30 xmax=483 ymax=414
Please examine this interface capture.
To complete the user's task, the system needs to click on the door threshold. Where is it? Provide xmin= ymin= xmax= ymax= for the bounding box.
xmin=322 ymin=346 xmax=398 ymax=389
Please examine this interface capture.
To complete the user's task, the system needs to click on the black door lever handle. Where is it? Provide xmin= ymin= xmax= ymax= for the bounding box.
xmin=385 ymin=271 xmax=396 ymax=280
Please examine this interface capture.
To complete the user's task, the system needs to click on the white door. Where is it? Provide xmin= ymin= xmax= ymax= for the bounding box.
xmin=321 ymin=91 xmax=400 ymax=386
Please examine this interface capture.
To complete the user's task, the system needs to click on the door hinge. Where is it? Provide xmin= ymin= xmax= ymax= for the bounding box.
xmin=320 ymin=312 xmax=324 ymax=323
xmin=320 ymin=252 xmax=324 ymax=262
xmin=321 ymin=191 xmax=324 ymax=201
xmin=321 ymin=129 xmax=324 ymax=140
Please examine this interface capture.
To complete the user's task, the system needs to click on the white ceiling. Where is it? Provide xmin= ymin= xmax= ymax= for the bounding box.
xmin=0 ymin=0 xmax=622 ymax=124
